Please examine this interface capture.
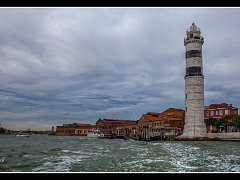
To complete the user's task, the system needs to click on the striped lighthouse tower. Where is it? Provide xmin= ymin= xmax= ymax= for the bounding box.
xmin=182 ymin=23 xmax=207 ymax=137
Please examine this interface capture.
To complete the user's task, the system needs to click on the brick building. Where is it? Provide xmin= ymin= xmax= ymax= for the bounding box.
xmin=56 ymin=123 xmax=95 ymax=136
xmin=138 ymin=108 xmax=185 ymax=130
xmin=96 ymin=119 xmax=137 ymax=134
xmin=137 ymin=108 xmax=185 ymax=140
xmin=204 ymin=103 xmax=238 ymax=120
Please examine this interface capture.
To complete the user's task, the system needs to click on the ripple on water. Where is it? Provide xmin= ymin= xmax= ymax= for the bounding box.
xmin=49 ymin=148 xmax=62 ymax=152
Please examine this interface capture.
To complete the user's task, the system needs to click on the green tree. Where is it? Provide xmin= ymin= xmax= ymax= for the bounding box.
xmin=205 ymin=117 xmax=219 ymax=127
xmin=222 ymin=114 xmax=239 ymax=122
xmin=0 ymin=127 xmax=6 ymax=134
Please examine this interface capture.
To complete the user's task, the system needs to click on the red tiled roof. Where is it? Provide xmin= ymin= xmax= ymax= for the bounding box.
xmin=160 ymin=108 xmax=185 ymax=115
xmin=146 ymin=112 xmax=161 ymax=116
xmin=140 ymin=108 xmax=185 ymax=122
xmin=142 ymin=114 xmax=159 ymax=121
xmin=74 ymin=123 xmax=93 ymax=127
xmin=102 ymin=119 xmax=137 ymax=123
xmin=158 ymin=108 xmax=185 ymax=120
xmin=207 ymin=103 xmax=231 ymax=109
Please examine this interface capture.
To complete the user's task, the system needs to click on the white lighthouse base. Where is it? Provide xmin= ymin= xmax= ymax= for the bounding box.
xmin=181 ymin=124 xmax=207 ymax=138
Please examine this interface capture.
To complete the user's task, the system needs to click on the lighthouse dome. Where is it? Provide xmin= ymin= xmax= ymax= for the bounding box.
xmin=190 ymin=23 xmax=197 ymax=31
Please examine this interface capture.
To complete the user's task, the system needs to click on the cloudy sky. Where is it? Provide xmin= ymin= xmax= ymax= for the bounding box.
xmin=0 ymin=8 xmax=240 ymax=130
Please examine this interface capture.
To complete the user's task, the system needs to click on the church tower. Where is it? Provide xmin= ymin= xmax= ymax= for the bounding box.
xmin=182 ymin=23 xmax=206 ymax=137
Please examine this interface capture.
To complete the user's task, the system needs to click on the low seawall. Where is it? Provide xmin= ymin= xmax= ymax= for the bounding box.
xmin=176 ymin=132 xmax=240 ymax=141
xmin=206 ymin=132 xmax=240 ymax=139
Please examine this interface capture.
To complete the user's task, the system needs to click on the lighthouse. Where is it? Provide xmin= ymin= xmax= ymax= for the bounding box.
xmin=182 ymin=23 xmax=206 ymax=137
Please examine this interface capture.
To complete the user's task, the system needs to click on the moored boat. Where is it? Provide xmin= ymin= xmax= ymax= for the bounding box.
xmin=87 ymin=130 xmax=100 ymax=138
xmin=15 ymin=132 xmax=31 ymax=137
xmin=98 ymin=132 xmax=112 ymax=139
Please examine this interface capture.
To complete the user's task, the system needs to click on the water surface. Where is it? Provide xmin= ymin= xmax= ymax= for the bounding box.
xmin=0 ymin=134 xmax=240 ymax=172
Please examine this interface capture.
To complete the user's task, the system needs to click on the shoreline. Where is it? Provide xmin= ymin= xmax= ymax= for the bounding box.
xmin=175 ymin=136 xmax=240 ymax=142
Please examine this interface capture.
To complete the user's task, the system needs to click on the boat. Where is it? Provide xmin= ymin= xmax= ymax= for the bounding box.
xmin=15 ymin=132 xmax=31 ymax=137
xmin=87 ymin=129 xmax=100 ymax=138
xmin=98 ymin=132 xmax=112 ymax=139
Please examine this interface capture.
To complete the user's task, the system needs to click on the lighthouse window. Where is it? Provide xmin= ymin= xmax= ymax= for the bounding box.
xmin=186 ymin=50 xmax=202 ymax=59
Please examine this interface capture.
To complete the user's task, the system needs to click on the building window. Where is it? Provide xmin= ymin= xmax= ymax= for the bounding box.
xmin=185 ymin=94 xmax=187 ymax=99
xmin=216 ymin=111 xmax=218 ymax=116
xmin=211 ymin=111 xmax=214 ymax=116
xmin=206 ymin=111 xmax=209 ymax=116
xmin=225 ymin=110 xmax=228 ymax=115
xmin=190 ymin=34 xmax=193 ymax=38
xmin=219 ymin=110 xmax=223 ymax=116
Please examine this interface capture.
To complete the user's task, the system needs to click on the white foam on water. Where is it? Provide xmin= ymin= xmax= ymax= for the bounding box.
xmin=161 ymin=142 xmax=240 ymax=172
xmin=0 ymin=157 xmax=5 ymax=163
xmin=115 ymin=156 xmax=168 ymax=172
xmin=61 ymin=149 xmax=99 ymax=156
xmin=32 ymin=151 xmax=91 ymax=172
xmin=26 ymin=139 xmax=240 ymax=172
xmin=62 ymin=150 xmax=70 ymax=153
xmin=119 ymin=147 xmax=130 ymax=150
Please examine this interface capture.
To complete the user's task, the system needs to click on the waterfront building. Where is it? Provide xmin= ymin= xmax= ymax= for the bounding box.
xmin=157 ymin=108 xmax=185 ymax=131
xmin=115 ymin=124 xmax=138 ymax=139
xmin=204 ymin=103 xmax=238 ymax=120
xmin=96 ymin=119 xmax=137 ymax=135
xmin=138 ymin=112 xmax=164 ymax=140
xmin=182 ymin=23 xmax=207 ymax=137
xmin=137 ymin=108 xmax=185 ymax=140
xmin=56 ymin=123 xmax=95 ymax=136
xmin=204 ymin=103 xmax=239 ymax=133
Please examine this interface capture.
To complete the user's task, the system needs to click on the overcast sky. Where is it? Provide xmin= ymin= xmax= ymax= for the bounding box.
xmin=0 ymin=8 xmax=240 ymax=130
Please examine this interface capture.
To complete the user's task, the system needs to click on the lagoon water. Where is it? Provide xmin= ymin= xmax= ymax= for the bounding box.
xmin=0 ymin=134 xmax=240 ymax=172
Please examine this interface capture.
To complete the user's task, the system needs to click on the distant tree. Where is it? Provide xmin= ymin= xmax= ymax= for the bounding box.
xmin=217 ymin=118 xmax=227 ymax=129
xmin=205 ymin=114 xmax=240 ymax=132
xmin=0 ymin=127 xmax=6 ymax=134
xmin=237 ymin=122 xmax=240 ymax=129
xmin=225 ymin=121 xmax=237 ymax=126
xmin=221 ymin=114 xmax=239 ymax=126
xmin=205 ymin=117 xmax=219 ymax=127
xmin=222 ymin=114 xmax=239 ymax=121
